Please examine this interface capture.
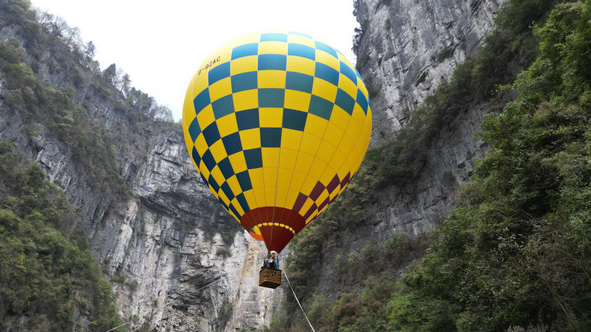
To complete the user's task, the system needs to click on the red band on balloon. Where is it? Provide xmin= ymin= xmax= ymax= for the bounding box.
xmin=240 ymin=207 xmax=305 ymax=253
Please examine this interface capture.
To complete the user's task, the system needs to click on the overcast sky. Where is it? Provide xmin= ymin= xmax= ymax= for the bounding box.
xmin=31 ymin=0 xmax=359 ymax=120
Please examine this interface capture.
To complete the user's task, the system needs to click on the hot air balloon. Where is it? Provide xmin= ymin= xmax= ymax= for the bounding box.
xmin=182 ymin=31 xmax=372 ymax=267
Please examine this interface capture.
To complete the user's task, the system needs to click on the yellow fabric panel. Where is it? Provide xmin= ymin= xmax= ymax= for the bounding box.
xmin=312 ymin=78 xmax=338 ymax=102
xmin=323 ymin=122 xmax=345 ymax=149
xmin=300 ymin=195 xmax=315 ymax=213
xmin=277 ymin=168 xmax=294 ymax=189
xmin=217 ymin=113 xmax=239 ymax=137
xmin=279 ymin=148 xmax=298 ymax=169
xmin=229 ymin=152 xmax=248 ymax=174
xmin=243 ymin=190 xmax=258 ymax=209
xmin=320 ymin=165 xmax=338 ymax=186
xmin=316 ymin=140 xmax=337 ymax=164
xmin=254 ymin=187 xmax=267 ymax=207
xmin=227 ymin=176 xmax=242 ymax=196
xmin=239 ymin=128 xmax=261 ymax=150
xmin=284 ymin=90 xmax=311 ymax=112
xmin=289 ymin=170 xmax=307 ymax=193
xmin=337 ymin=51 xmax=354 ymax=69
xmin=210 ymin=166 xmax=225 ymax=186
xmin=209 ymin=77 xmax=232 ymax=102
xmin=209 ymin=140 xmax=228 ymax=163
xmin=308 ymin=158 xmax=327 ymax=180
xmin=286 ymin=56 xmax=315 ymax=76
xmin=335 ymin=164 xmax=351 ymax=193
xmin=275 ymin=187 xmax=289 ymax=208
xmin=339 ymin=73 xmax=358 ymax=97
xmin=287 ymin=34 xmax=315 ymax=47
xmin=294 ymin=151 xmax=314 ymax=174
xmin=230 ymin=55 xmax=258 ymax=75
xmin=248 ymin=168 xmax=265 ymax=188
xmin=304 ymin=115 xmax=328 ymax=138
xmin=346 ymin=146 xmax=361 ymax=171
xmin=263 ymin=168 xmax=278 ymax=189
xmin=199 ymin=163 xmax=211 ymax=180
xmin=262 ymin=148 xmax=280 ymax=168
xmin=264 ymin=186 xmax=276 ymax=206
xmin=315 ymin=190 xmax=329 ymax=206
xmin=232 ymin=198 xmax=245 ymax=216
xmin=196 ymin=105 xmax=215 ymax=130
xmin=357 ymin=76 xmax=369 ymax=98
xmin=299 ymin=133 xmax=322 ymax=157
xmin=233 ymin=90 xmax=258 ymax=111
xmin=330 ymin=106 xmax=351 ymax=131
xmin=352 ymin=104 xmax=366 ymax=129
xmin=345 ymin=119 xmax=362 ymax=144
xmin=281 ymin=129 xmax=303 ymax=150
xmin=354 ymin=116 xmax=373 ymax=172
xmin=315 ymin=50 xmax=340 ymax=71
xmin=284 ymin=189 xmax=301 ymax=209
xmin=258 ymin=70 xmax=286 ymax=89
xmin=218 ymin=189 xmax=231 ymax=206
xmin=299 ymin=170 xmax=318 ymax=193
xmin=259 ymin=108 xmax=283 ymax=127
xmin=191 ymin=71 xmax=208 ymax=98
xmin=259 ymin=41 xmax=288 ymax=54
xmin=331 ymin=151 xmax=348 ymax=178
xmin=337 ymin=132 xmax=355 ymax=156
xmin=194 ymin=135 xmax=209 ymax=156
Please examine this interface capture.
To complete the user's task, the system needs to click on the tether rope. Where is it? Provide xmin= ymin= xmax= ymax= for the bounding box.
xmin=103 ymin=321 xmax=129 ymax=332
xmin=283 ymin=269 xmax=317 ymax=332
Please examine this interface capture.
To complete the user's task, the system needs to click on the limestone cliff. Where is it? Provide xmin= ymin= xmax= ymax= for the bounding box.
xmin=0 ymin=3 xmax=282 ymax=330
xmin=288 ymin=0 xmax=505 ymax=300
xmin=355 ymin=0 xmax=503 ymax=143
xmin=0 ymin=0 xmax=509 ymax=330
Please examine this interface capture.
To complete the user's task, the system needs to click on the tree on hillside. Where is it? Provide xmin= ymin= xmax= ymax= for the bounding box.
xmin=84 ymin=41 xmax=95 ymax=58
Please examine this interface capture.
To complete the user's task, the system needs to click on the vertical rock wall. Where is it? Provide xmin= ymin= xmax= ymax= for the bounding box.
xmin=355 ymin=0 xmax=503 ymax=143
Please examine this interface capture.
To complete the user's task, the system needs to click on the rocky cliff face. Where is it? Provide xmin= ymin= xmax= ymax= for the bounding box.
xmin=0 ymin=96 xmax=282 ymax=331
xmin=355 ymin=0 xmax=503 ymax=143
xmin=1 ymin=0 xmax=506 ymax=329
xmin=0 ymin=11 xmax=281 ymax=331
xmin=348 ymin=0 xmax=505 ymax=240
xmin=89 ymin=130 xmax=283 ymax=332
xmin=302 ymin=0 xmax=505 ymax=296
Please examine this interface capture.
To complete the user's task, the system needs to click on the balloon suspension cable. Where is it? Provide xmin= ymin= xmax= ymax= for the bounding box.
xmin=283 ymin=269 xmax=317 ymax=332
xmin=103 ymin=321 xmax=130 ymax=332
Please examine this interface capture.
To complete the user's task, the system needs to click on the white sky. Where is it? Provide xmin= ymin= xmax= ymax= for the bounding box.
xmin=31 ymin=0 xmax=359 ymax=120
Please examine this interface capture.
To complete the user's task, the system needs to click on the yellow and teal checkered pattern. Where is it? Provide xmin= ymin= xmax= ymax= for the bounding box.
xmin=182 ymin=31 xmax=372 ymax=252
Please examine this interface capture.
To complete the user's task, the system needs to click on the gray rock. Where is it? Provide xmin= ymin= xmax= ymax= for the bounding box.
xmin=356 ymin=0 xmax=503 ymax=144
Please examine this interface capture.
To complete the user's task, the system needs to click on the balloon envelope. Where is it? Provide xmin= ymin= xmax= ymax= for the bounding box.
xmin=182 ymin=32 xmax=372 ymax=253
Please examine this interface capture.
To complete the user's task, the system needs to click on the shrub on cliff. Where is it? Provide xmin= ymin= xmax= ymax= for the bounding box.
xmin=0 ymin=141 xmax=123 ymax=331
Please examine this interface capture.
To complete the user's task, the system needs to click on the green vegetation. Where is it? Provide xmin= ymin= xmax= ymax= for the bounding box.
xmin=0 ymin=141 xmax=124 ymax=331
xmin=272 ymin=0 xmax=591 ymax=331
xmin=388 ymin=2 xmax=591 ymax=330
xmin=0 ymin=39 xmax=123 ymax=191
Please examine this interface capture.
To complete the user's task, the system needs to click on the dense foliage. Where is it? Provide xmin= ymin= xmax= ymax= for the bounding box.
xmin=389 ymin=2 xmax=591 ymax=330
xmin=273 ymin=0 xmax=591 ymax=331
xmin=0 ymin=141 xmax=123 ymax=331
xmin=0 ymin=39 xmax=124 ymax=190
